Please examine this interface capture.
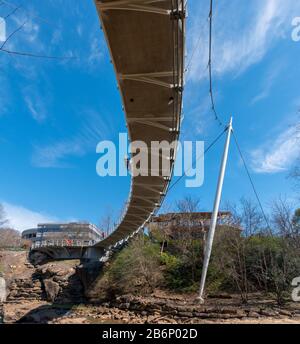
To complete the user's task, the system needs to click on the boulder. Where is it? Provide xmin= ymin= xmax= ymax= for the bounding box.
xmin=29 ymin=252 xmax=49 ymax=266
xmin=43 ymin=279 xmax=60 ymax=302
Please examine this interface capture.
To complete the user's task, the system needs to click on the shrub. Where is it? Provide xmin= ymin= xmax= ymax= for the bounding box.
xmin=105 ymin=236 xmax=163 ymax=296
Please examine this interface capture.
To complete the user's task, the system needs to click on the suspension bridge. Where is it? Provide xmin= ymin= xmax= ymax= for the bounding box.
xmin=30 ymin=0 xmax=186 ymax=260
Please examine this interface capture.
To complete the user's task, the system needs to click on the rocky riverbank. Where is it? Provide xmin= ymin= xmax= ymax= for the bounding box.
xmin=1 ymin=250 xmax=300 ymax=324
xmin=3 ymin=293 xmax=300 ymax=324
xmin=0 ymin=250 xmax=86 ymax=323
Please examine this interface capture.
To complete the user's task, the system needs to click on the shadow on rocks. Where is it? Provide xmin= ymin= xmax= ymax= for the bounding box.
xmin=16 ymin=304 xmax=71 ymax=324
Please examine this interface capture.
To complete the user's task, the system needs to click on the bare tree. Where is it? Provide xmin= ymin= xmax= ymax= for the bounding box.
xmin=224 ymin=198 xmax=264 ymax=237
xmin=222 ymin=201 xmax=242 ymax=227
xmin=290 ymin=164 xmax=300 ymax=197
xmin=0 ymin=204 xmax=8 ymax=228
xmin=271 ymin=197 xmax=295 ymax=237
xmin=292 ymin=208 xmax=300 ymax=236
xmin=148 ymin=202 xmax=173 ymax=255
xmin=240 ymin=198 xmax=264 ymax=236
xmin=99 ymin=211 xmax=114 ymax=237
xmin=0 ymin=228 xmax=22 ymax=248
xmin=215 ymin=232 xmax=249 ymax=303
xmin=216 ymin=198 xmax=266 ymax=302
xmin=290 ymin=115 xmax=300 ymax=196
xmin=99 ymin=203 xmax=126 ymax=237
xmin=176 ymin=195 xmax=200 ymax=213
xmin=247 ymin=197 xmax=300 ymax=304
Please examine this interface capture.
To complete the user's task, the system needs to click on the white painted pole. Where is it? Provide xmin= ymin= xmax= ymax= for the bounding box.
xmin=198 ymin=117 xmax=233 ymax=303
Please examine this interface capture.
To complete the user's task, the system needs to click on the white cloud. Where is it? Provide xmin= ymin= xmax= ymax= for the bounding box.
xmin=87 ymin=36 xmax=104 ymax=67
xmin=23 ymin=91 xmax=48 ymax=122
xmin=32 ymin=139 xmax=86 ymax=168
xmin=6 ymin=14 xmax=41 ymax=51
xmin=251 ymin=125 xmax=300 ymax=173
xmin=31 ymin=109 xmax=112 ymax=168
xmin=51 ymin=29 xmax=63 ymax=45
xmin=76 ymin=24 xmax=83 ymax=38
xmin=182 ymin=93 xmax=215 ymax=137
xmin=250 ymin=61 xmax=283 ymax=104
xmin=188 ymin=0 xmax=300 ymax=81
xmin=2 ymin=201 xmax=59 ymax=232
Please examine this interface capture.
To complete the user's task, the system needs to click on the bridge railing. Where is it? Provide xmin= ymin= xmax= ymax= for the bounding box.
xmin=113 ymin=178 xmax=134 ymax=230
xmin=31 ymin=238 xmax=98 ymax=250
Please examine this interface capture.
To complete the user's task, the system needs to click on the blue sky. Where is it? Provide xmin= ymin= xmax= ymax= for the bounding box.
xmin=0 ymin=0 xmax=299 ymax=231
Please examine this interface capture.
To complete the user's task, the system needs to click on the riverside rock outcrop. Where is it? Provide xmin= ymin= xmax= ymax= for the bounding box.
xmin=7 ymin=262 xmax=84 ymax=304
xmin=0 ymin=251 xmax=84 ymax=305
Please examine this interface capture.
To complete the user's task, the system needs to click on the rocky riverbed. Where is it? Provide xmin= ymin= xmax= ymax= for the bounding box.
xmin=3 ymin=294 xmax=300 ymax=324
xmin=1 ymin=250 xmax=300 ymax=324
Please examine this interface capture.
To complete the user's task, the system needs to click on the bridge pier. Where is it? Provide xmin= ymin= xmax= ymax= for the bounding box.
xmin=82 ymin=247 xmax=106 ymax=261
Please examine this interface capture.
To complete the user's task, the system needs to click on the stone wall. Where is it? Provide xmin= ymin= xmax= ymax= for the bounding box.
xmin=106 ymin=295 xmax=300 ymax=321
xmin=8 ymin=277 xmax=44 ymax=301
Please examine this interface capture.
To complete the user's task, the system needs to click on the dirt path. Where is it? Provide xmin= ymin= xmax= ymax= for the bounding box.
xmin=0 ymin=250 xmax=33 ymax=282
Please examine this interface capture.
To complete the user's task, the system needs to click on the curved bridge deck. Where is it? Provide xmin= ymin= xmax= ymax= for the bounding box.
xmin=94 ymin=0 xmax=186 ymax=249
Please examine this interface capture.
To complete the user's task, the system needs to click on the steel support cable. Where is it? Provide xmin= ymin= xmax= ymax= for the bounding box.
xmin=232 ymin=131 xmax=272 ymax=232
xmin=2 ymin=0 xmax=54 ymax=26
xmin=0 ymin=48 xmax=76 ymax=60
xmin=3 ymin=2 xmax=21 ymax=19
xmin=185 ymin=17 xmax=209 ymax=81
xmin=183 ymin=1 xmax=225 ymax=125
xmin=167 ymin=126 xmax=227 ymax=193
xmin=0 ymin=0 xmax=76 ymax=60
xmin=147 ymin=126 xmax=227 ymax=226
xmin=0 ymin=18 xmax=76 ymax=60
xmin=0 ymin=19 xmax=26 ymax=50
xmin=159 ymin=4 xmax=225 ymax=212
xmin=208 ymin=0 xmax=224 ymax=127
xmin=207 ymin=0 xmax=271 ymax=233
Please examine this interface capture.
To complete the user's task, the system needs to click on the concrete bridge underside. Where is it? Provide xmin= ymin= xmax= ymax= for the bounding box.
xmin=93 ymin=0 xmax=186 ymax=251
